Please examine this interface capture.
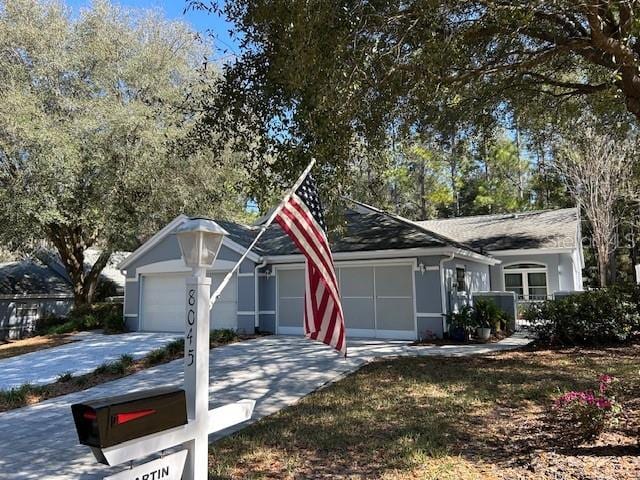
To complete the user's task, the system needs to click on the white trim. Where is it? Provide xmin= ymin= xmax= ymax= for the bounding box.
xmin=118 ymin=214 xmax=261 ymax=271
xmin=258 ymin=310 xmax=276 ymax=315
xmin=416 ymin=312 xmax=443 ymax=317
xmin=503 ymin=263 xmax=549 ymax=301
xmin=124 ymin=314 xmax=138 ymax=318
xmin=237 ymin=311 xmax=255 ymax=316
xmin=489 ymin=247 xmax=575 ymax=256
xmin=237 ymin=272 xmax=254 ymax=277
xmin=136 ymin=259 xmax=237 ymax=276
xmin=125 ymin=277 xmax=138 ymax=283
xmin=118 ymin=214 xmax=188 ymax=270
xmin=265 ymin=246 xmax=499 ymax=265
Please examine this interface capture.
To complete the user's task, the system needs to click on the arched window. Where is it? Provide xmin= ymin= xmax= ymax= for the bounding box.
xmin=503 ymin=263 xmax=548 ymax=301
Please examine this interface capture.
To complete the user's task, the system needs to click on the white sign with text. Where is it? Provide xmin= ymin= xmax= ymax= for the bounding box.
xmin=104 ymin=450 xmax=187 ymax=480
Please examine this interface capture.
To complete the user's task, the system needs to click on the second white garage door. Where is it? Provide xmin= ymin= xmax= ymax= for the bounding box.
xmin=141 ymin=272 xmax=237 ymax=332
xmin=276 ymin=264 xmax=415 ymax=339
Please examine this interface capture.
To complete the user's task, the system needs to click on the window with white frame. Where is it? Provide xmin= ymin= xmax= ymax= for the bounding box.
xmin=503 ymin=263 xmax=548 ymax=301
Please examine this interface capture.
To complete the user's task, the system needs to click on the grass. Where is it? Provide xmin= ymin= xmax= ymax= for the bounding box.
xmin=208 ymin=344 xmax=640 ymax=480
xmin=0 ymin=334 xmax=78 ymax=359
xmin=0 ymin=330 xmax=256 ymax=412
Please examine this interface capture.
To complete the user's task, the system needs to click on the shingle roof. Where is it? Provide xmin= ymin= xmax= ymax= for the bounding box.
xmin=0 ymin=259 xmax=73 ymax=296
xmin=253 ymin=208 xmax=474 ymax=256
xmin=417 ymin=208 xmax=579 ymax=251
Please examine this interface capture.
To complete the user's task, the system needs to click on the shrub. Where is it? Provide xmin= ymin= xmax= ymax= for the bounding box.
xmin=144 ymin=348 xmax=168 ymax=366
xmin=56 ymin=371 xmax=73 ymax=383
xmin=472 ymin=299 xmax=501 ymax=330
xmin=210 ymin=329 xmax=239 ymax=345
xmin=164 ymin=338 xmax=185 ymax=356
xmin=553 ymin=375 xmax=622 ymax=441
xmin=118 ymin=354 xmax=134 ymax=367
xmin=103 ymin=311 xmax=125 ymax=334
xmin=525 ymin=287 xmax=640 ymax=346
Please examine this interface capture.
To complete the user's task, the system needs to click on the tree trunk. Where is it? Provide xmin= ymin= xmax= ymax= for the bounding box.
xmin=46 ymin=224 xmax=112 ymax=308
xmin=597 ymin=246 xmax=609 ymax=288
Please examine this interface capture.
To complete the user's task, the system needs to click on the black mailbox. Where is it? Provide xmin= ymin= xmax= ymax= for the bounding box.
xmin=71 ymin=387 xmax=188 ymax=450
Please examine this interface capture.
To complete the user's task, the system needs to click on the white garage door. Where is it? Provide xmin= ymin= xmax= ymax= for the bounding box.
xmin=276 ymin=264 xmax=415 ymax=339
xmin=141 ymin=273 xmax=237 ymax=332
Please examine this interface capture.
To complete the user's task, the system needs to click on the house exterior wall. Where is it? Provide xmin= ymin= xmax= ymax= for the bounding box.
xmin=122 ymin=234 xmax=257 ymax=332
xmin=259 ymin=254 xmax=486 ymax=339
xmin=0 ymin=296 xmax=73 ymax=340
xmin=488 ymin=251 xmax=582 ymax=295
xmin=443 ymin=258 xmax=491 ymax=313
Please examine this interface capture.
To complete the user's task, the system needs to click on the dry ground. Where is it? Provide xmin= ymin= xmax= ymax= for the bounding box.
xmin=0 ymin=334 xmax=77 ymax=360
xmin=208 ymin=344 xmax=640 ymax=480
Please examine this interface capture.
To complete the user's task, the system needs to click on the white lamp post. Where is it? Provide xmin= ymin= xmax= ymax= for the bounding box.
xmin=176 ymin=218 xmax=228 ymax=479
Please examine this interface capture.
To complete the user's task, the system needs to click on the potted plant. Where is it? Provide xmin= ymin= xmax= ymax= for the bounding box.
xmin=473 ymin=299 xmax=498 ymax=341
xmin=447 ymin=305 xmax=473 ymax=342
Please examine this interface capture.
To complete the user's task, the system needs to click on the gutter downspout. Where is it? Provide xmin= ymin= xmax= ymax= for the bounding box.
xmin=439 ymin=253 xmax=455 ymax=336
xmin=254 ymin=259 xmax=267 ymax=333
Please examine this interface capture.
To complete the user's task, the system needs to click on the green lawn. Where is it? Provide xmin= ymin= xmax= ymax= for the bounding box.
xmin=208 ymin=345 xmax=640 ymax=479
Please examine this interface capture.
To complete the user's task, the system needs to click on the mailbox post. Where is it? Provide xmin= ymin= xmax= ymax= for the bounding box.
xmin=176 ymin=218 xmax=229 ymax=479
xmin=71 ymin=217 xmax=254 ymax=480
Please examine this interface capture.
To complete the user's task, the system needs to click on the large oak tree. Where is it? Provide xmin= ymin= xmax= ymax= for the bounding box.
xmin=0 ymin=0 xmax=249 ymax=306
xmin=193 ymin=0 xmax=640 ymax=199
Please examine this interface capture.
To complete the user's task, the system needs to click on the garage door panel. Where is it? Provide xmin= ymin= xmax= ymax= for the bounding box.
xmin=342 ymin=298 xmax=375 ymax=330
xmin=340 ymin=267 xmax=374 ymax=297
xmin=278 ymin=297 xmax=303 ymax=327
xmin=375 ymin=265 xmax=413 ymax=297
xmin=276 ymin=264 xmax=415 ymax=339
xmin=278 ymin=269 xmax=305 ymax=297
xmin=142 ymin=273 xmax=237 ymax=332
xmin=376 ymin=298 xmax=414 ymax=331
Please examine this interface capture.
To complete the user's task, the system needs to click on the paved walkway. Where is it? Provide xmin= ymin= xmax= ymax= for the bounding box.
xmin=0 ymin=332 xmax=179 ymax=390
xmin=0 ymin=333 xmax=532 ymax=480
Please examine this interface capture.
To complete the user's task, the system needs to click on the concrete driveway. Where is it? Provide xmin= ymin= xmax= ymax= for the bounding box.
xmin=0 ymin=331 xmax=180 ymax=390
xmin=0 ymin=334 xmax=531 ymax=480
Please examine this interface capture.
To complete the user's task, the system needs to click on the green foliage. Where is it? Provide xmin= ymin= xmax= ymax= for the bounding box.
xmin=0 ymin=0 xmax=251 ymax=306
xmin=210 ymin=329 xmax=239 ymax=345
xmin=0 ymin=383 xmax=49 ymax=409
xmin=56 ymin=372 xmax=73 ymax=383
xmin=472 ymin=299 xmax=501 ymax=330
xmin=446 ymin=305 xmax=474 ymax=332
xmin=118 ymin=354 xmax=134 ymax=367
xmin=164 ymin=338 xmax=185 ymax=356
xmin=144 ymin=348 xmax=168 ymax=367
xmin=525 ymin=288 xmax=640 ymax=346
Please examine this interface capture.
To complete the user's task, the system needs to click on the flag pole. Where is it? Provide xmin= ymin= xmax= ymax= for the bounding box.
xmin=209 ymin=158 xmax=317 ymax=309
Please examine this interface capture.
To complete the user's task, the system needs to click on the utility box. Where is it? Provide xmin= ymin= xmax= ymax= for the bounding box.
xmin=71 ymin=387 xmax=187 ymax=457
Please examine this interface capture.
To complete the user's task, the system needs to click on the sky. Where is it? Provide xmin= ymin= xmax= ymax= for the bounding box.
xmin=65 ymin=0 xmax=240 ymax=61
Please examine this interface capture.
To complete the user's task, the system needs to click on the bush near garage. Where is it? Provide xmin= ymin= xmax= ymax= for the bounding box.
xmin=524 ymin=285 xmax=640 ymax=346
xmin=36 ymin=302 xmax=125 ymax=335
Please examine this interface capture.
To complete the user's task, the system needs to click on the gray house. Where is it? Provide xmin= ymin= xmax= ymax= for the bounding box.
xmin=0 ymin=250 xmax=127 ymax=339
xmin=419 ymin=208 xmax=585 ymax=301
xmin=118 ymin=204 xmax=584 ymax=340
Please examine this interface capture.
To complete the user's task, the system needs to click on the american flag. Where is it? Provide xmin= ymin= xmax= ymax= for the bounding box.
xmin=274 ymin=173 xmax=347 ymax=356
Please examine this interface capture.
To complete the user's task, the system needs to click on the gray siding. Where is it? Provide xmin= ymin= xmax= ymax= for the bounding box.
xmin=236 ymin=314 xmax=255 ymax=334
xmin=417 ymin=316 xmax=444 ymax=339
xmin=472 ymin=291 xmax=517 ymax=330
xmin=237 ymin=276 xmax=255 ymax=311
xmin=0 ymin=297 xmax=73 ymax=339
xmin=443 ymin=258 xmax=490 ymax=313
